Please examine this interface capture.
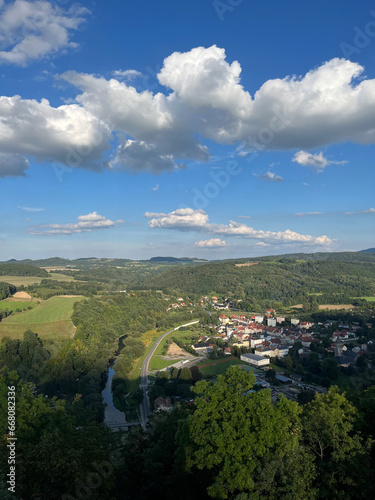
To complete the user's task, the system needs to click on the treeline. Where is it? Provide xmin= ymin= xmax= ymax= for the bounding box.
xmin=0 ymin=281 xmax=16 ymax=300
xmin=26 ymin=278 xmax=107 ymax=299
xmin=0 ymin=263 xmax=49 ymax=277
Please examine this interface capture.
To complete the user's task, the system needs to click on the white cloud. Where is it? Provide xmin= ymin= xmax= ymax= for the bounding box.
xmin=259 ymin=171 xmax=283 ymax=182
xmin=0 ymin=95 xmax=111 ymax=171
xmin=292 ymin=151 xmax=347 ymax=172
xmin=256 ymin=242 xmax=270 ymax=247
xmin=345 ymin=208 xmax=375 ymax=215
xmin=237 ymin=215 xmax=252 ymax=219
xmin=0 ymin=1 xmax=90 ymax=66
xmin=112 ymin=69 xmax=142 ymax=80
xmin=295 ymin=212 xmax=324 ymax=217
xmin=195 ymin=238 xmax=227 ymax=248
xmin=3 ymin=45 xmax=375 ymax=176
xmin=28 ymin=211 xmax=120 ymax=235
xmin=18 ymin=206 xmax=45 ymax=212
xmin=145 ymin=208 xmax=332 ymax=245
xmin=0 ymin=152 xmax=29 ymax=177
xmin=152 ymin=184 xmax=159 ymax=191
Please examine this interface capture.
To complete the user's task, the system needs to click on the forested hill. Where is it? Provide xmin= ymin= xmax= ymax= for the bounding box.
xmin=0 ymin=263 xmax=49 ymax=277
xmin=149 ymin=255 xmax=375 ymax=306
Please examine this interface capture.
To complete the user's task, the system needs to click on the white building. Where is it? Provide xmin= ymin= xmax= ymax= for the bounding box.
xmin=267 ymin=318 xmax=277 ymax=327
xmin=254 ymin=315 xmax=264 ymax=324
xmin=291 ymin=318 xmax=300 ymax=326
xmin=240 ymin=353 xmax=270 ymax=367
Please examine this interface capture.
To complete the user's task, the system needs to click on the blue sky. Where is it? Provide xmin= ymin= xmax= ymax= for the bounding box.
xmin=0 ymin=0 xmax=375 ymax=260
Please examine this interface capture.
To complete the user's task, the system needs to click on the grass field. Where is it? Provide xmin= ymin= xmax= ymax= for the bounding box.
xmin=355 ymin=296 xmax=375 ymax=302
xmin=148 ymin=356 xmax=179 ymax=371
xmin=0 ymin=273 xmax=75 ymax=287
xmin=0 ymin=301 xmax=37 ymax=313
xmin=196 ymin=357 xmax=245 ymax=377
xmin=0 ymin=296 xmax=84 ymax=355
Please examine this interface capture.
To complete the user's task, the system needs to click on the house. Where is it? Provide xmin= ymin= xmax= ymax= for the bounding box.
xmin=291 ymin=318 xmax=300 ymax=326
xmin=249 ymin=337 xmax=264 ymax=348
xmin=219 ymin=315 xmax=229 ymax=324
xmin=154 ymin=396 xmax=172 ymax=412
xmin=276 ymin=316 xmax=285 ymax=324
xmin=240 ymin=353 xmax=270 ymax=367
xmin=192 ymin=342 xmax=213 ymax=354
xmin=254 ymin=315 xmax=264 ymax=324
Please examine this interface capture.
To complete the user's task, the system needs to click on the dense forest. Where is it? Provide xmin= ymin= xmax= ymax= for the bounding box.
xmin=0 ymin=263 xmax=49 ymax=277
xmin=147 ymin=258 xmax=375 ymax=306
xmin=1 ymin=365 xmax=374 ymax=499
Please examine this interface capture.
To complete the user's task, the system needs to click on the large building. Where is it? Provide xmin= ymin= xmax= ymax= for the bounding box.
xmin=240 ymin=353 xmax=270 ymax=367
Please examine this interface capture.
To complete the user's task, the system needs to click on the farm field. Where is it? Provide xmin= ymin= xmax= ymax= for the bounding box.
xmin=0 ymin=273 xmax=75 ymax=287
xmin=356 ymin=296 xmax=375 ymax=302
xmin=0 ymin=296 xmax=84 ymax=355
xmin=0 ymin=301 xmax=37 ymax=313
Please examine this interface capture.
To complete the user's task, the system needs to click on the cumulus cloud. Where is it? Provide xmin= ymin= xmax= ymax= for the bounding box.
xmin=0 ymin=0 xmax=90 ymax=66
xmin=0 ymin=95 xmax=111 ymax=170
xmin=0 ymin=152 xmax=29 ymax=177
xmin=28 ymin=211 xmax=121 ymax=235
xmin=259 ymin=171 xmax=283 ymax=182
xmin=3 ymin=45 xmax=375 ymax=176
xmin=195 ymin=238 xmax=227 ymax=248
xmin=292 ymin=151 xmax=347 ymax=172
xmin=145 ymin=208 xmax=332 ymax=245
xmin=345 ymin=208 xmax=375 ymax=215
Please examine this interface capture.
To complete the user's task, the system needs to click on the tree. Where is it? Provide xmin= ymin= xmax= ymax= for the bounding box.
xmin=302 ymin=386 xmax=373 ymax=499
xmin=179 ymin=367 xmax=193 ymax=382
xmin=184 ymin=366 xmax=315 ymax=499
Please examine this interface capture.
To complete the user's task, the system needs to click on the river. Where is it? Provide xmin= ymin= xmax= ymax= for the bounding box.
xmin=101 ymin=357 xmax=127 ymax=431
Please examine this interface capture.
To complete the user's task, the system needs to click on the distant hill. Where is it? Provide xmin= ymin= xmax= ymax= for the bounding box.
xmin=149 ymin=256 xmax=207 ymax=263
xmin=147 ymin=252 xmax=375 ymax=306
xmin=361 ymin=248 xmax=375 ymax=253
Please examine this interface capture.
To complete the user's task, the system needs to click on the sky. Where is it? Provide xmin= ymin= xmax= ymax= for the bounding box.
xmin=0 ymin=0 xmax=375 ymax=260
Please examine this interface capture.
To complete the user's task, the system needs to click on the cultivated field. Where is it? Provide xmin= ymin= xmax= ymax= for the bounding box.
xmin=0 ymin=296 xmax=84 ymax=355
xmin=0 ymin=301 xmax=37 ymax=313
xmin=0 ymin=273 xmax=75 ymax=287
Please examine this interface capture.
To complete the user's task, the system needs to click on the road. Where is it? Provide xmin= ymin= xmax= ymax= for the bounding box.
xmin=139 ymin=320 xmax=199 ymax=428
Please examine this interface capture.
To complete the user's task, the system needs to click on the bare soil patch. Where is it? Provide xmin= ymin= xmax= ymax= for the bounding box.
xmin=166 ymin=342 xmax=194 ymax=358
xmin=292 ymin=304 xmax=303 ymax=309
xmin=12 ymin=292 xmax=32 ymax=300
xmin=319 ymin=304 xmax=354 ymax=310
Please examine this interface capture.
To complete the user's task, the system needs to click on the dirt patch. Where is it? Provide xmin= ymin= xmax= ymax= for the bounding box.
xmin=319 ymin=304 xmax=354 ymax=310
xmin=166 ymin=342 xmax=194 ymax=358
xmin=235 ymin=262 xmax=259 ymax=267
xmin=292 ymin=304 xmax=303 ymax=309
xmin=12 ymin=292 xmax=32 ymax=299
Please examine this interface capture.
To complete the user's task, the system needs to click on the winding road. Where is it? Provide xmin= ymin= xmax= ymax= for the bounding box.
xmin=139 ymin=320 xmax=199 ymax=428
